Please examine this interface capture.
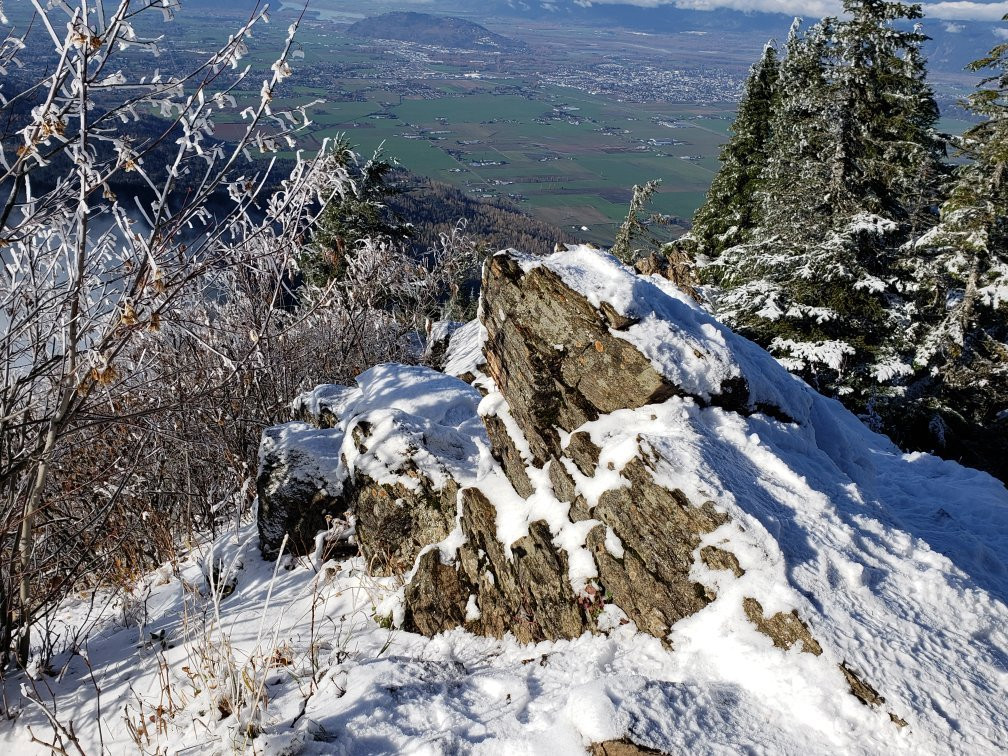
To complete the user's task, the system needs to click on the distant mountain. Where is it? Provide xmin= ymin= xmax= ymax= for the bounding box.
xmin=346 ymin=12 xmax=527 ymax=51
xmin=171 ymin=1 xmax=1002 ymax=76
xmin=482 ymin=1 xmax=794 ymax=35
xmin=473 ymin=1 xmax=1004 ymax=74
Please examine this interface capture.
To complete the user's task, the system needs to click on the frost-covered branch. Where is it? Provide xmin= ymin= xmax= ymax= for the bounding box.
xmin=0 ymin=0 xmax=327 ymax=671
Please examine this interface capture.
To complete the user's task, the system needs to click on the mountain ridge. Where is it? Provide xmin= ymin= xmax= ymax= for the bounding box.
xmin=346 ymin=11 xmax=527 ymax=51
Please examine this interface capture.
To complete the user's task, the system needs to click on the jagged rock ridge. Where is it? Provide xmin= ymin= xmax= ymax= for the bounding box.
xmin=257 ymin=246 xmax=1008 ymax=753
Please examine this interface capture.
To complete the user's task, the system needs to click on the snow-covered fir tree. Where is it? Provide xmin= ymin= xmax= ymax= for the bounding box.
xmin=692 ymin=41 xmax=779 ymax=254
xmin=759 ymin=18 xmax=849 ymax=236
xmin=699 ymin=1 xmax=946 ymax=409
xmin=890 ymin=23 xmax=1008 ymax=476
xmin=833 ymin=0 xmax=945 ymax=226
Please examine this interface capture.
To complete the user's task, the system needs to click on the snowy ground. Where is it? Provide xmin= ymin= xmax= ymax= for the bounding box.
xmin=0 ymin=519 xmax=869 ymax=755
xmin=2 ymin=247 xmax=1006 ymax=755
xmin=0 ymin=517 xmax=939 ymax=756
xmin=5 ymin=388 xmax=1005 ymax=753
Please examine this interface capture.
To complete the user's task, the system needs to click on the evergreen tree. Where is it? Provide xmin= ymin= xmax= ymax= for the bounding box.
xmin=692 ymin=41 xmax=779 ymax=254
xmin=688 ymin=2 xmax=1008 ymax=479
xmin=891 ymin=23 xmax=1008 ymax=477
xmin=759 ymin=18 xmax=844 ymax=237
xmin=834 ymin=0 xmax=945 ymax=225
xmin=304 ymin=138 xmax=411 ymax=285
xmin=612 ymin=179 xmax=664 ymax=263
xmin=615 ymin=180 xmax=701 ymax=299
xmin=701 ymin=2 xmax=948 ymax=406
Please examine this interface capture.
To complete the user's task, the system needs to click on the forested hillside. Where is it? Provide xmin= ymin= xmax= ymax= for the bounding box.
xmin=687 ymin=1 xmax=1008 ymax=482
xmin=390 ymin=174 xmax=575 ymax=258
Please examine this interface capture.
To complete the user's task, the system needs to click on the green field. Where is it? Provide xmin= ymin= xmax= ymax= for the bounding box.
xmin=283 ymin=76 xmax=734 ymax=243
xmin=158 ymin=14 xmax=738 ymax=244
xmin=12 ymin=0 xmax=985 ymax=247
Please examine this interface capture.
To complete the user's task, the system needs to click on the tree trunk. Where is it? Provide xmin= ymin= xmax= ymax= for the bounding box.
xmin=16 ymin=427 xmax=57 ymax=667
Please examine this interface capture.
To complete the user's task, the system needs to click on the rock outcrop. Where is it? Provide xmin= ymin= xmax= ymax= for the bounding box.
xmin=257 ymin=365 xmax=485 ymax=573
xmin=257 ymin=246 xmax=1008 ymax=754
xmin=402 ymin=251 xmax=806 ymax=648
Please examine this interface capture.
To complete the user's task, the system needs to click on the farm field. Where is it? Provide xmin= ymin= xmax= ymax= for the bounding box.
xmin=48 ymin=2 xmax=979 ymax=246
xmin=135 ymin=7 xmax=981 ymax=245
xmin=204 ymin=17 xmax=743 ymax=245
xmin=285 ymin=82 xmax=733 ymax=243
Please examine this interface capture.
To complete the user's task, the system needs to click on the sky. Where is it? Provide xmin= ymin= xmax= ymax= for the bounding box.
xmin=571 ymin=0 xmax=1008 ymax=21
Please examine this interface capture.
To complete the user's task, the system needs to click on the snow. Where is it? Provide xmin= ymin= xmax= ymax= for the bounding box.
xmin=441 ymin=318 xmax=487 ymax=380
xmin=847 ymin=213 xmax=898 ymax=236
xmin=0 ymin=518 xmax=878 ymax=756
xmin=427 ymin=320 xmax=464 ymax=346
xmin=291 ymin=382 xmax=360 ymax=423
xmin=3 ymin=247 xmax=1007 ymax=755
xmin=770 ymin=336 xmax=856 ymax=372
xmin=517 ymin=246 xmax=815 ymax=423
xmin=272 ymin=364 xmax=487 ymax=498
xmin=465 ymin=595 xmax=482 ymax=623
xmin=477 ymin=246 xmax=1008 ymax=753
xmin=870 ymin=355 xmax=914 ymax=382
xmin=560 ymin=393 xmax=1008 ymax=753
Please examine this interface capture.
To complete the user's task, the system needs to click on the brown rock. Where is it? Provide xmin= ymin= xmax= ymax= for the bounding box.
xmin=585 ymin=457 xmax=727 ymax=639
xmin=840 ymin=662 xmax=908 ymax=728
xmin=479 ymin=252 xmax=689 ymax=464
xmin=590 ymin=740 xmax=665 ymax=756
xmin=743 ymin=597 xmax=823 ymax=656
xmin=404 ymin=488 xmax=589 ymax=642
xmin=483 ymin=414 xmax=534 ymax=499
xmin=401 ymin=250 xmax=791 ymax=648
xmin=701 ymin=546 xmax=745 ymax=577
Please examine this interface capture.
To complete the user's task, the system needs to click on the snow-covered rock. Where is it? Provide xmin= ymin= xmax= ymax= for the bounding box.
xmin=257 ymin=421 xmax=348 ymax=559
xmin=423 ymin=319 xmax=467 ymax=372
xmin=251 ymin=246 xmax=1007 ymax=753
xmin=401 ymin=247 xmax=1008 ymax=751
xmin=257 ymin=364 xmax=486 ymax=572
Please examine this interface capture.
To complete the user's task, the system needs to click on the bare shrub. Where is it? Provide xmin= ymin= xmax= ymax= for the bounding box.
xmin=0 ymin=0 xmax=486 ymax=680
xmin=0 ymin=0 xmax=324 ymax=668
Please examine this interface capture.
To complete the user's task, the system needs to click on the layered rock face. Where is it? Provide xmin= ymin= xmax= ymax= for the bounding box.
xmin=403 ymin=252 xmax=825 ymax=650
xmin=257 ymin=246 xmax=1008 ymax=753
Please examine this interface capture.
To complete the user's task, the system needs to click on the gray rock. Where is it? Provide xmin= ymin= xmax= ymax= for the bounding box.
xmin=257 ymin=366 xmax=485 ymax=569
xmin=256 ymin=423 xmax=347 ymax=560
xmin=351 ymin=472 xmax=458 ymax=577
